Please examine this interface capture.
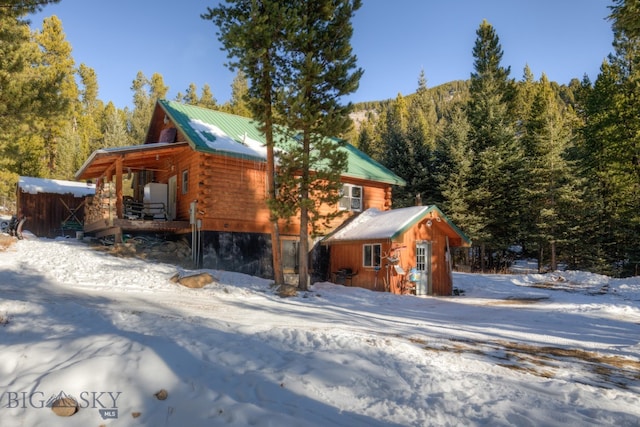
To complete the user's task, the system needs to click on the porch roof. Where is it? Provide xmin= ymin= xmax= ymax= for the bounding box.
xmin=75 ymin=142 xmax=190 ymax=180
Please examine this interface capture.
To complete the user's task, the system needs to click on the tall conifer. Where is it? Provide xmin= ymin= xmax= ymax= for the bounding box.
xmin=466 ymin=20 xmax=522 ymax=270
xmin=204 ymin=0 xmax=295 ymax=285
xmin=273 ymin=0 xmax=363 ymax=290
xmin=522 ymin=74 xmax=580 ymax=271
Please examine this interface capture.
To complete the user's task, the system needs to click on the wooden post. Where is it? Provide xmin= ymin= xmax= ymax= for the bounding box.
xmin=115 ymin=157 xmax=123 ymax=221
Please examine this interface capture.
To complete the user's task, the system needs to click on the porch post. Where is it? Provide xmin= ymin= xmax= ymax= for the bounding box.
xmin=115 ymin=156 xmax=123 ymax=220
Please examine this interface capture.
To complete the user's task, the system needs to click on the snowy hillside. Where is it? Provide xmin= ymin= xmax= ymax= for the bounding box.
xmin=0 ymin=236 xmax=639 ymax=426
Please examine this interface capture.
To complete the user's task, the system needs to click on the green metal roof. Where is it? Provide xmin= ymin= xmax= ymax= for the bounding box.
xmin=159 ymin=99 xmax=406 ymax=186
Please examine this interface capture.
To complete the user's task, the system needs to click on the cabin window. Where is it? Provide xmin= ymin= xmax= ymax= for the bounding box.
xmin=339 ymin=184 xmax=362 ymax=212
xmin=181 ymin=170 xmax=189 ymax=194
xmin=363 ymin=243 xmax=381 ymax=268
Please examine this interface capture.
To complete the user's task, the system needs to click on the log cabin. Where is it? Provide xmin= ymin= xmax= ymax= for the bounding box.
xmin=323 ymin=205 xmax=471 ymax=296
xmin=75 ymin=99 xmax=405 ymax=282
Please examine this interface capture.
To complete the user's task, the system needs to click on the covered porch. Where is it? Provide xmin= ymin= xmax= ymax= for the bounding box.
xmin=75 ymin=142 xmax=192 ymax=241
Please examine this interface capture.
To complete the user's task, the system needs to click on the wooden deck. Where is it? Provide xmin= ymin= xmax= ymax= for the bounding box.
xmin=84 ymin=218 xmax=191 ymax=239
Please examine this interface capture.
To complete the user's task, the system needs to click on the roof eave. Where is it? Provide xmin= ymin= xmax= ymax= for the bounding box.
xmin=341 ymin=172 xmax=406 ymax=186
xmin=74 ymin=150 xmax=101 ymax=180
xmin=429 ymin=205 xmax=472 ymax=246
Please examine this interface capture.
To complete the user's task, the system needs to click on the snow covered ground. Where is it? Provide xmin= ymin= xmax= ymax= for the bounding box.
xmin=1 ymin=234 xmax=639 ymax=426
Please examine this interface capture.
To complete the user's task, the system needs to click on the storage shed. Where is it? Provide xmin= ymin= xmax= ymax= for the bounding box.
xmin=323 ymin=205 xmax=471 ymax=296
xmin=17 ymin=176 xmax=96 ymax=238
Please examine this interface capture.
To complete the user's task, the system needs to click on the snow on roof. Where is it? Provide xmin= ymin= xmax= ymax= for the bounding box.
xmin=326 ymin=206 xmax=432 ymax=242
xmin=18 ymin=176 xmax=95 ymax=197
xmin=189 ymin=119 xmax=267 ymax=159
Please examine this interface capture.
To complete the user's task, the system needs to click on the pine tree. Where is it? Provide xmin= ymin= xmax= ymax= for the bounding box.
xmin=102 ymin=102 xmax=129 ymax=148
xmin=204 ymin=0 xmax=296 ymax=286
xmin=227 ymin=70 xmax=251 ymax=117
xmin=273 ymin=0 xmax=363 ymax=290
xmin=513 ymin=64 xmax=537 ymax=141
xmin=183 ymin=83 xmax=199 ymax=105
xmin=577 ymin=61 xmax=620 ymax=273
xmin=521 ymin=74 xmax=580 ymax=271
xmin=466 ymin=20 xmax=522 ymax=270
xmin=199 ymin=84 xmax=217 ymax=109
xmin=129 ymin=72 xmax=152 ymax=144
xmin=411 ymin=69 xmax=438 ymax=150
xmin=609 ymin=0 xmax=640 ymax=39
xmin=0 ymin=5 xmax=40 ymax=192
xmin=355 ymin=119 xmax=374 ymax=155
xmin=34 ymin=15 xmax=77 ymax=176
xmin=381 ymin=93 xmax=413 ymax=207
xmin=436 ymin=106 xmax=475 ymax=230
xmin=578 ymin=9 xmax=640 ymax=275
xmin=363 ymin=109 xmax=387 ymax=162
xmin=129 ymin=72 xmax=168 ymax=145
xmin=407 ymin=72 xmax=438 ymax=206
xmin=78 ymin=64 xmax=103 ymax=157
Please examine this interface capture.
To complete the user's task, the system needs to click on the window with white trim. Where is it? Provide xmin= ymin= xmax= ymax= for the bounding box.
xmin=181 ymin=170 xmax=189 ymax=194
xmin=363 ymin=243 xmax=381 ymax=268
xmin=339 ymin=184 xmax=363 ymax=212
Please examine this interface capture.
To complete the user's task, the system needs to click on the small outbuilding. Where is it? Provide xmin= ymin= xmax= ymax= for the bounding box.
xmin=323 ymin=205 xmax=471 ymax=296
xmin=17 ymin=176 xmax=96 ymax=238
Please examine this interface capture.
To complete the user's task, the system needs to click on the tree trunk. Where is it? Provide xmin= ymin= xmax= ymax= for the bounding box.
xmin=298 ymin=206 xmax=309 ymax=291
xmin=550 ymin=241 xmax=557 ymax=271
xmin=264 ymin=110 xmax=284 ymax=286
xmin=267 ymin=165 xmax=284 ymax=285
xmin=298 ymin=129 xmax=311 ymax=291
xmin=538 ymin=246 xmax=544 ymax=273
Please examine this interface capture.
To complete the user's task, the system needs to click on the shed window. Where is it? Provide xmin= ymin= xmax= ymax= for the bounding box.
xmin=363 ymin=243 xmax=381 ymax=268
xmin=181 ymin=170 xmax=189 ymax=194
xmin=339 ymin=184 xmax=362 ymax=212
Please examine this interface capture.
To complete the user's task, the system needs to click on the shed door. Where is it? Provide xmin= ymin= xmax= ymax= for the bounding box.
xmin=415 ymin=241 xmax=432 ymax=296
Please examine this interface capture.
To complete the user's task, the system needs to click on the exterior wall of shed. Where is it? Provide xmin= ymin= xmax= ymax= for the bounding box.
xmin=327 ymin=240 xmax=395 ymax=292
xmin=398 ymin=218 xmax=454 ymax=296
xmin=327 ymin=216 xmax=456 ymax=296
xmin=17 ymin=191 xmax=88 ymax=238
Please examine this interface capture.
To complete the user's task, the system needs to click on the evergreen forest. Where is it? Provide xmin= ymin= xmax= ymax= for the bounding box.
xmin=1 ymin=0 xmax=639 ymax=276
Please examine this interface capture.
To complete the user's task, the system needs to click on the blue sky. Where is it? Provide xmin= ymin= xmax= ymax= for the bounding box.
xmin=31 ymin=0 xmax=614 ymax=110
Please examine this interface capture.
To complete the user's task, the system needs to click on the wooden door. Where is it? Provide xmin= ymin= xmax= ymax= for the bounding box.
xmin=415 ymin=241 xmax=432 ymax=295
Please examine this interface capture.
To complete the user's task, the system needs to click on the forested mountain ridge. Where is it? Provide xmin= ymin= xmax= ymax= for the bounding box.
xmin=344 ymin=11 xmax=639 ymax=276
xmin=344 ymin=65 xmax=609 ymax=273
xmin=352 ymin=80 xmax=471 ymax=114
